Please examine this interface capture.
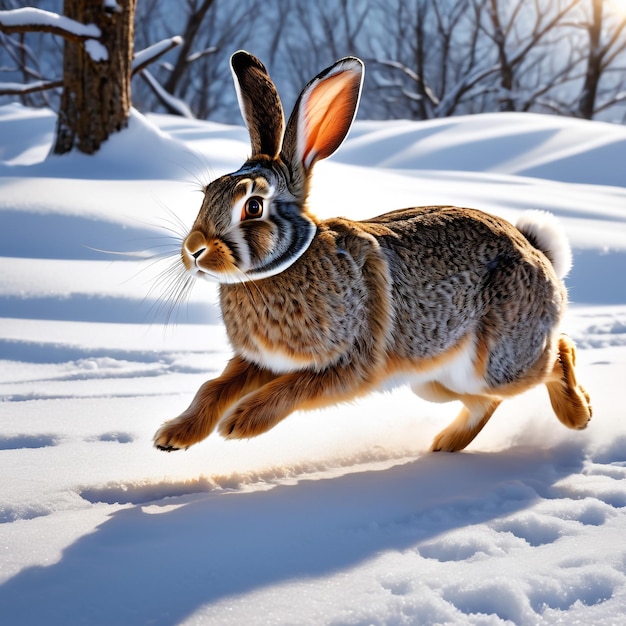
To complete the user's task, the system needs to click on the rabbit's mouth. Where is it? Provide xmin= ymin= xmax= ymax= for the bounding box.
xmin=188 ymin=264 xmax=220 ymax=282
xmin=187 ymin=258 xmax=240 ymax=284
xmin=182 ymin=230 xmax=243 ymax=283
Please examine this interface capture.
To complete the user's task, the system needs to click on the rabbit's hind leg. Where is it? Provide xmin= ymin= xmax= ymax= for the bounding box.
xmin=430 ymin=395 xmax=501 ymax=453
xmin=545 ymin=334 xmax=592 ymax=430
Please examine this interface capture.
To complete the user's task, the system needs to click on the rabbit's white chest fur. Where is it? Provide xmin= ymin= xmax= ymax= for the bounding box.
xmin=239 ymin=344 xmax=311 ymax=374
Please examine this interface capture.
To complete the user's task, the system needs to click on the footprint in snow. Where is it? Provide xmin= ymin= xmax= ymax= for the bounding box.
xmin=94 ymin=432 xmax=135 ymax=444
xmin=528 ymin=569 xmax=619 ymax=613
xmin=0 ymin=434 xmax=58 ymax=450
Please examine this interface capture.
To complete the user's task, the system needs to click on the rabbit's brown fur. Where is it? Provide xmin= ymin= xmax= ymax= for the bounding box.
xmin=154 ymin=51 xmax=591 ymax=453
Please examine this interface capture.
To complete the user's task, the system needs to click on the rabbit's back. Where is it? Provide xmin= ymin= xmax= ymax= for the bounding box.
xmin=365 ymin=206 xmax=566 ymax=387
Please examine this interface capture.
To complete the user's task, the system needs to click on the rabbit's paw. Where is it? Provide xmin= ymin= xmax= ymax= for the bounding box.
xmin=430 ymin=428 xmax=464 ymax=453
xmin=561 ymin=382 xmax=593 ymax=430
xmin=430 ymin=400 xmax=500 ymax=453
xmin=153 ymin=418 xmax=198 ymax=452
xmin=546 ymin=335 xmax=593 ymax=430
xmin=218 ymin=403 xmax=276 ymax=440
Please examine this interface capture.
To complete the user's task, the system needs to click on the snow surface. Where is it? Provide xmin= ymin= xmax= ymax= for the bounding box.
xmin=1 ymin=102 xmax=626 ymax=625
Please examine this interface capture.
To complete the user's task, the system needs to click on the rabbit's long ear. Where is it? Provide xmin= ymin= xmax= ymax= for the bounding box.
xmin=282 ymin=57 xmax=363 ymax=172
xmin=231 ymin=51 xmax=285 ymax=159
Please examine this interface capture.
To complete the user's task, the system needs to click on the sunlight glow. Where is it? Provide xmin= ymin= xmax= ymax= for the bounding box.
xmin=610 ymin=0 xmax=626 ymax=16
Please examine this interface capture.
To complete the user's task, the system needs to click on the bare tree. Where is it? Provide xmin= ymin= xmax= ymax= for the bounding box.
xmin=54 ymin=0 xmax=137 ymax=154
xmin=479 ymin=0 xmax=580 ymax=112
xmin=275 ymin=0 xmax=371 ymax=115
xmin=163 ymin=0 xmax=215 ymax=97
xmin=131 ymin=0 xmax=259 ymax=122
xmin=575 ymin=0 xmax=626 ymax=118
xmin=374 ymin=0 xmax=435 ymax=119
xmin=1 ymin=2 xmax=182 ymax=153
xmin=0 ymin=2 xmax=136 ymax=153
xmin=368 ymin=0 xmax=610 ymax=120
xmin=371 ymin=0 xmax=496 ymax=119
xmin=4 ymin=0 xmax=626 ymax=126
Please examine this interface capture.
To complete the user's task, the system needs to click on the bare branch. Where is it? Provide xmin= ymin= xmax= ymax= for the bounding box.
xmin=163 ymin=0 xmax=215 ymax=95
xmin=374 ymin=57 xmax=440 ymax=107
xmin=594 ymin=91 xmax=626 ymax=114
xmin=509 ymin=0 xmax=579 ymax=68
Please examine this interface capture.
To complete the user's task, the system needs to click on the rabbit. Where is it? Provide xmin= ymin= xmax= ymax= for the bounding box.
xmin=154 ymin=50 xmax=591 ymax=453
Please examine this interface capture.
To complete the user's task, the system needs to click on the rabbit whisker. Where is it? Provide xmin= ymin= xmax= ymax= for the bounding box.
xmin=149 ymin=260 xmax=196 ymax=328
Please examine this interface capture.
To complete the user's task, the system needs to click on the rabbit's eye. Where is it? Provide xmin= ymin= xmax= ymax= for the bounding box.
xmin=242 ymin=197 xmax=264 ymax=220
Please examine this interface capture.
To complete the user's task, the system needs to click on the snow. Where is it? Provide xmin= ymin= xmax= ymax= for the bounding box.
xmin=84 ymin=39 xmax=108 ymax=63
xmin=1 ymin=101 xmax=626 ymax=625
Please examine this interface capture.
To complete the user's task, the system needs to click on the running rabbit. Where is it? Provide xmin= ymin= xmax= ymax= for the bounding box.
xmin=154 ymin=51 xmax=591 ymax=453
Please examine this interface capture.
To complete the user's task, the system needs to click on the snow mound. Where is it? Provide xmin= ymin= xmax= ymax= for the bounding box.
xmin=340 ymin=112 xmax=626 ymax=188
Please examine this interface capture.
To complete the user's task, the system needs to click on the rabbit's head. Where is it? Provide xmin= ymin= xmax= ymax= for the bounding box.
xmin=182 ymin=51 xmax=363 ymax=283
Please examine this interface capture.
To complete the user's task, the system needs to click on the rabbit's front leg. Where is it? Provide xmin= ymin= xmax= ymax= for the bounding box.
xmin=154 ymin=356 xmax=275 ymax=451
xmin=218 ymin=366 xmax=358 ymax=439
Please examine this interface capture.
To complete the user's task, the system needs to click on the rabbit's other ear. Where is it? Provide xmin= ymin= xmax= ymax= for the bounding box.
xmin=231 ymin=51 xmax=285 ymax=159
xmin=283 ymin=57 xmax=363 ymax=171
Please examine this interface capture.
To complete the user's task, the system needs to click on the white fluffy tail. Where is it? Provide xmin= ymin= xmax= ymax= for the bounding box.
xmin=516 ymin=210 xmax=572 ymax=279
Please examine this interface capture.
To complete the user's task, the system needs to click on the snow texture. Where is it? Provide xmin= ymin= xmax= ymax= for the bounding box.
xmin=1 ymin=102 xmax=626 ymax=625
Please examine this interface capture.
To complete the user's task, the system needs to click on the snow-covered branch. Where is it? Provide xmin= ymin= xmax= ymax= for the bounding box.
xmin=0 ymin=79 xmax=63 ymax=96
xmin=436 ymin=64 xmax=502 ymax=117
xmin=374 ymin=58 xmax=440 ymax=107
xmin=139 ymin=69 xmax=194 ymax=118
xmin=186 ymin=46 xmax=217 ymax=64
xmin=132 ymin=37 xmax=183 ymax=75
xmin=0 ymin=7 xmax=101 ymax=43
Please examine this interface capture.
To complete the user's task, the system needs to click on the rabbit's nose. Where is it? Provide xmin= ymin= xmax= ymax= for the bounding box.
xmin=184 ymin=231 xmax=208 ymax=259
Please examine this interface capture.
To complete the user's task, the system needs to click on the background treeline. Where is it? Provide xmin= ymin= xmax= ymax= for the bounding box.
xmin=2 ymin=0 xmax=626 ymax=124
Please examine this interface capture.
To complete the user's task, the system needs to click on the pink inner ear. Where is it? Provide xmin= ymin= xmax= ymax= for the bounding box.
xmin=302 ymin=70 xmax=360 ymax=168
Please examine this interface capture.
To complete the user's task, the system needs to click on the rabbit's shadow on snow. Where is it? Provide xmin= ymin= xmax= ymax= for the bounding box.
xmin=0 ymin=442 xmax=585 ymax=624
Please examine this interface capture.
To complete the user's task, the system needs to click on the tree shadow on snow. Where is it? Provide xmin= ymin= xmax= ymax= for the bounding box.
xmin=0 ymin=442 xmax=585 ymax=625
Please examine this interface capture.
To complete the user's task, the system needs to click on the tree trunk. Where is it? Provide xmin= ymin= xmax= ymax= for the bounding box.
xmin=413 ymin=0 xmax=429 ymax=119
xmin=54 ymin=0 xmax=136 ymax=155
xmin=489 ymin=0 xmax=516 ymax=112
xmin=577 ymin=0 xmax=603 ymax=120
